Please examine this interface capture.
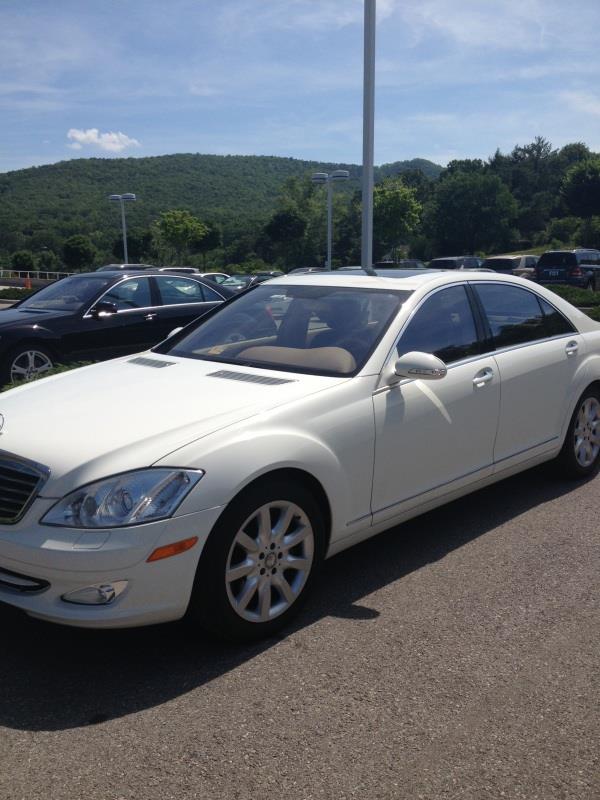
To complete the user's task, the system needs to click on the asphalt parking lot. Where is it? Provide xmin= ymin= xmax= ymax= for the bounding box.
xmin=0 ymin=464 xmax=598 ymax=800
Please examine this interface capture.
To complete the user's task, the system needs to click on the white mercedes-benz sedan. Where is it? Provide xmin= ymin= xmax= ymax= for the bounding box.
xmin=0 ymin=272 xmax=599 ymax=641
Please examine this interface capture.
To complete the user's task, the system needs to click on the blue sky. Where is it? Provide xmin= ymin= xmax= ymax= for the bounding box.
xmin=1 ymin=0 xmax=600 ymax=174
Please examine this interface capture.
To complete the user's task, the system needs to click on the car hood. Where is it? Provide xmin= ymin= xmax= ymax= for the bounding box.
xmin=0 ymin=307 xmax=72 ymax=327
xmin=0 ymin=353 xmax=346 ymax=497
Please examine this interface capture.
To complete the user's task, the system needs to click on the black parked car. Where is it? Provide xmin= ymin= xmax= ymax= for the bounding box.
xmin=0 ymin=269 xmax=234 ymax=383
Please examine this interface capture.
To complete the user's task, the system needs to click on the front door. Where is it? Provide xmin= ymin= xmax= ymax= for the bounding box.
xmin=372 ymin=284 xmax=500 ymax=526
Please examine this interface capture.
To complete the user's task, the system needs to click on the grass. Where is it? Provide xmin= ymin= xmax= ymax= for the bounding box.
xmin=545 ymin=284 xmax=600 ymax=307
xmin=0 ymin=288 xmax=36 ymax=300
xmin=582 ymin=306 xmax=600 ymax=321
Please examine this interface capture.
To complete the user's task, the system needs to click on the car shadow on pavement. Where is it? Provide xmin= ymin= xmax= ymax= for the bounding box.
xmin=0 ymin=464 xmax=593 ymax=732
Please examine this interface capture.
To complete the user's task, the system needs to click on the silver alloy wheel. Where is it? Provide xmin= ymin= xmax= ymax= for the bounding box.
xmin=10 ymin=349 xmax=54 ymax=381
xmin=225 ymin=500 xmax=315 ymax=623
xmin=573 ymin=396 xmax=600 ymax=468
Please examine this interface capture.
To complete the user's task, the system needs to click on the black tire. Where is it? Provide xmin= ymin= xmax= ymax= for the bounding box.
xmin=555 ymin=386 xmax=600 ymax=479
xmin=2 ymin=344 xmax=55 ymax=385
xmin=187 ymin=478 xmax=326 ymax=642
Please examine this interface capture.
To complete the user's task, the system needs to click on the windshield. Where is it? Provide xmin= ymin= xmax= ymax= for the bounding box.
xmin=159 ymin=284 xmax=411 ymax=376
xmin=538 ymin=252 xmax=576 ymax=268
xmin=17 ymin=275 xmax=113 ymax=312
xmin=482 ymin=258 xmax=518 ymax=270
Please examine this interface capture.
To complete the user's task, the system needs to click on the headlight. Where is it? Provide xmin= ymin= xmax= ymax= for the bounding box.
xmin=41 ymin=469 xmax=204 ymax=529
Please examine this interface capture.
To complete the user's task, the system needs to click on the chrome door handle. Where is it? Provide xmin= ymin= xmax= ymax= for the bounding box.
xmin=144 ymin=313 xmax=157 ymax=321
xmin=565 ymin=341 xmax=579 ymax=356
xmin=473 ymin=367 xmax=494 ymax=388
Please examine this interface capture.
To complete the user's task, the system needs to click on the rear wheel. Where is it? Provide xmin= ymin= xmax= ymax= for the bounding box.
xmin=188 ymin=479 xmax=325 ymax=642
xmin=556 ymin=387 xmax=600 ymax=478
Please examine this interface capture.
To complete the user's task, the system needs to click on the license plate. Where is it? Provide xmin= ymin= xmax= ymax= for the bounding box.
xmin=548 ymin=270 xmax=560 ymax=277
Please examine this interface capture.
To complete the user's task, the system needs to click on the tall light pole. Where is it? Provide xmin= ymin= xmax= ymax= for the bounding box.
xmin=109 ymin=193 xmax=136 ymax=263
xmin=311 ymin=170 xmax=350 ymax=269
xmin=361 ymin=0 xmax=376 ymax=271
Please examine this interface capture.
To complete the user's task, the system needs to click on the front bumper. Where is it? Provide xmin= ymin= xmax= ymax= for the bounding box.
xmin=0 ymin=498 xmax=224 ymax=628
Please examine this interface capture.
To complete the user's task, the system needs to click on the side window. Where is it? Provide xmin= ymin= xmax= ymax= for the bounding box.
xmin=397 ymin=285 xmax=480 ymax=364
xmin=538 ymin=297 xmax=576 ymax=337
xmin=156 ymin=277 xmax=204 ymax=305
xmin=102 ymin=278 xmax=152 ymax=310
xmin=475 ymin=284 xmax=547 ymax=348
xmin=200 ymin=282 xmax=224 ymax=302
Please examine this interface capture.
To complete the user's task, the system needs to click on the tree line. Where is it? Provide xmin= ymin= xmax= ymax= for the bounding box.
xmin=3 ymin=139 xmax=600 ymax=273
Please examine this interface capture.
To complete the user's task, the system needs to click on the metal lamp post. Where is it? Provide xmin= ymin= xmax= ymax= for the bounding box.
xmin=311 ymin=170 xmax=350 ymax=270
xmin=362 ymin=0 xmax=376 ymax=271
xmin=109 ymin=193 xmax=136 ymax=263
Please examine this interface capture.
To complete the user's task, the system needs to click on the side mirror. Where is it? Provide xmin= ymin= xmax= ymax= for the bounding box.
xmin=167 ymin=326 xmax=183 ymax=339
xmin=91 ymin=300 xmax=118 ymax=317
xmin=389 ymin=351 xmax=447 ymax=384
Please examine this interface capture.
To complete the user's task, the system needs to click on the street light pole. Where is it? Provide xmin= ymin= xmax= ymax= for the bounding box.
xmin=361 ymin=0 xmax=376 ymax=271
xmin=311 ymin=170 xmax=350 ymax=269
xmin=327 ymin=177 xmax=333 ymax=271
xmin=109 ymin=193 xmax=137 ymax=263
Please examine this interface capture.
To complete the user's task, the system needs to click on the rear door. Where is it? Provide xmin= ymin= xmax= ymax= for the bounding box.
xmin=472 ymin=282 xmax=583 ymax=466
xmin=153 ymin=276 xmax=224 ymax=340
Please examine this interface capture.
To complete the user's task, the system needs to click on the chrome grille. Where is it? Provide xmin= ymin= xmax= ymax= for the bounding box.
xmin=0 ymin=456 xmax=49 ymax=524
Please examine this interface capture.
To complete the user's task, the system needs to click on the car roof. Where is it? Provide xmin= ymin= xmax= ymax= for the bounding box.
xmin=74 ymin=269 xmax=221 ymax=282
xmin=267 ymin=269 xmax=529 ymax=292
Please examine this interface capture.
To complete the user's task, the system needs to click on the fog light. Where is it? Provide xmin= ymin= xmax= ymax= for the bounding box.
xmin=62 ymin=581 xmax=128 ymax=606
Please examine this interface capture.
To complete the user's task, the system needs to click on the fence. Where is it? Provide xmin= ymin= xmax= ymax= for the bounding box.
xmin=0 ymin=269 xmax=73 ymax=282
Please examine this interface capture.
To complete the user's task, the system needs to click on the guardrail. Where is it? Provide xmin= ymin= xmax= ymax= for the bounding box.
xmin=0 ymin=269 xmax=72 ymax=281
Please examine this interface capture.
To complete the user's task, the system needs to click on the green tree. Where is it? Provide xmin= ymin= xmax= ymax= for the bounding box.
xmin=36 ymin=249 xmax=61 ymax=271
xmin=578 ymin=216 xmax=600 ymax=249
xmin=112 ymin=228 xmax=154 ymax=262
xmin=373 ymin=177 xmax=422 ymax=260
xmin=562 ymin=158 xmax=600 ymax=218
xmin=191 ymin=223 xmax=222 ymax=268
xmin=153 ymin=210 xmax=209 ymax=262
xmin=426 ymin=172 xmax=518 ymax=254
xmin=63 ymin=234 xmax=97 ymax=270
xmin=545 ymin=217 xmax=581 ymax=246
xmin=11 ymin=250 xmax=35 ymax=271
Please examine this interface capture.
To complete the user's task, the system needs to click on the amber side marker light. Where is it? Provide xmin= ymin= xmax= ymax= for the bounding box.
xmin=147 ymin=536 xmax=199 ymax=562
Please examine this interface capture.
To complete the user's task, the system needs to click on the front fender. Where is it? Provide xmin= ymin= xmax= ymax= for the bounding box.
xmin=159 ymin=425 xmax=374 ymax=546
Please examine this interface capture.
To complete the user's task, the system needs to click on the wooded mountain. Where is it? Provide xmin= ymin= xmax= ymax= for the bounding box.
xmin=0 ymin=153 xmax=442 ymax=259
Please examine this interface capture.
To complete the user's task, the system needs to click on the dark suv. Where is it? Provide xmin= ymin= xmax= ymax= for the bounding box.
xmin=536 ymin=249 xmax=600 ymax=290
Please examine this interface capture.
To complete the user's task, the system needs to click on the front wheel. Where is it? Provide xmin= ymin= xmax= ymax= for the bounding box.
xmin=3 ymin=345 xmax=55 ymax=385
xmin=188 ymin=479 xmax=325 ymax=642
xmin=556 ymin=387 xmax=600 ymax=478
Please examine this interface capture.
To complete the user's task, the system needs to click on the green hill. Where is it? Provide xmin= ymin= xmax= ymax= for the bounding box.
xmin=0 ymin=153 xmax=442 ymax=259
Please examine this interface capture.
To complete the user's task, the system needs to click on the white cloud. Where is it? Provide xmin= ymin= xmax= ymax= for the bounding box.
xmin=66 ymin=128 xmax=141 ymax=153
xmin=216 ymin=0 xmax=396 ymax=36
xmin=560 ymin=90 xmax=600 ymax=118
